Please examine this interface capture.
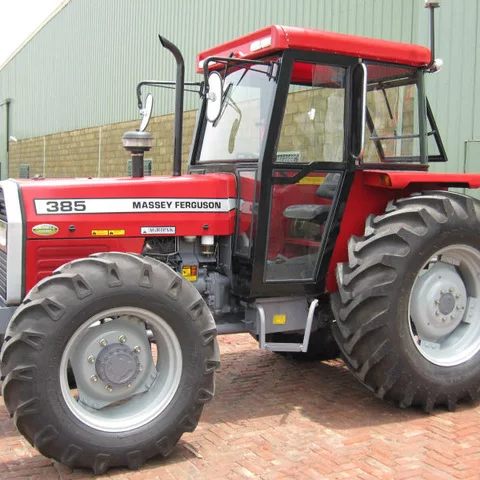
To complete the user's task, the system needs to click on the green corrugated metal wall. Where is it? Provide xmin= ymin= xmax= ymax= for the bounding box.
xmin=0 ymin=103 xmax=7 ymax=179
xmin=0 ymin=0 xmax=479 ymax=175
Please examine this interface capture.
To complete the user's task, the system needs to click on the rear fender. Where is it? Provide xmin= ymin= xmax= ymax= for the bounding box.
xmin=326 ymin=170 xmax=480 ymax=292
xmin=363 ymin=170 xmax=480 ymax=190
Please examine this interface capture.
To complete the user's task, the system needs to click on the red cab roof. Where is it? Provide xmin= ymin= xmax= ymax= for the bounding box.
xmin=196 ymin=25 xmax=431 ymax=72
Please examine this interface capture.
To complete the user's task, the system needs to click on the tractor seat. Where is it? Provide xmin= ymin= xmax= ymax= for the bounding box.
xmin=283 ymin=204 xmax=331 ymax=223
xmin=283 ymin=173 xmax=341 ymax=224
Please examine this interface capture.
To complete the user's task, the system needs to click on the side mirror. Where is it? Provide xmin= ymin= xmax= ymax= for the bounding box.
xmin=351 ymin=63 xmax=367 ymax=159
xmin=139 ymin=93 xmax=153 ymax=132
xmin=206 ymin=71 xmax=223 ymax=123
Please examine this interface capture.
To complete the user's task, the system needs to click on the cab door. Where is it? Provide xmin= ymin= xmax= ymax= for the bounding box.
xmin=251 ymin=53 xmax=360 ymax=297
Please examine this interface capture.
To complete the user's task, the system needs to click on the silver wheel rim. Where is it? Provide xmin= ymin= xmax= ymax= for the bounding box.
xmin=60 ymin=307 xmax=182 ymax=432
xmin=409 ymin=244 xmax=480 ymax=366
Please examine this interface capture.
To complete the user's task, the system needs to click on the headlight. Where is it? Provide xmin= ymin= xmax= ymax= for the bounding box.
xmin=0 ymin=220 xmax=7 ymax=251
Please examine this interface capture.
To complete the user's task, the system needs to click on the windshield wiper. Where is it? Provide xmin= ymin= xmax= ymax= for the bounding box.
xmin=213 ymin=82 xmax=234 ymax=127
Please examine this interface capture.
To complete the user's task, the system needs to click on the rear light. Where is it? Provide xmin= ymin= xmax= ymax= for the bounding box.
xmin=378 ymin=174 xmax=392 ymax=187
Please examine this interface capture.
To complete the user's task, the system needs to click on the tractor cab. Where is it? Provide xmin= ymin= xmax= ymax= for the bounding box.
xmin=188 ymin=25 xmax=446 ymax=298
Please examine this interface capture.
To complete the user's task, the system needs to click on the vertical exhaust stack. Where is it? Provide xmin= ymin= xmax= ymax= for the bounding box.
xmin=425 ymin=0 xmax=443 ymax=72
xmin=158 ymin=35 xmax=185 ymax=176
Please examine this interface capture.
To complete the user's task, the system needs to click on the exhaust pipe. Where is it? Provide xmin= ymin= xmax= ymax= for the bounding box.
xmin=158 ymin=35 xmax=184 ymax=176
xmin=425 ymin=0 xmax=443 ymax=72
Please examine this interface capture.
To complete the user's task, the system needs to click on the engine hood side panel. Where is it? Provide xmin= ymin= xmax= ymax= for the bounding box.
xmin=19 ymin=174 xmax=237 ymax=239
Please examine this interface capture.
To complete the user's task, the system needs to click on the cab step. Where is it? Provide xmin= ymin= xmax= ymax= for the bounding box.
xmin=263 ymin=342 xmax=303 ymax=352
xmin=258 ymin=299 xmax=318 ymax=353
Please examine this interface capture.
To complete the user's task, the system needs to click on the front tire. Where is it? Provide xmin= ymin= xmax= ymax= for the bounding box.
xmin=0 ymin=253 xmax=219 ymax=473
xmin=332 ymin=191 xmax=480 ymax=412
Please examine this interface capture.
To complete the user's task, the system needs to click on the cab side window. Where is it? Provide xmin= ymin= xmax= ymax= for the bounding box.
xmin=276 ymin=63 xmax=346 ymax=164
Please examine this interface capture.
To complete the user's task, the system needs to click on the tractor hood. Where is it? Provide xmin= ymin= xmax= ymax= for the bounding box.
xmin=13 ymin=173 xmax=237 ymax=239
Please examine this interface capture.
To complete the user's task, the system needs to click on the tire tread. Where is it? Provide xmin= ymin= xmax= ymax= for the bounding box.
xmin=332 ymin=191 xmax=480 ymax=411
xmin=1 ymin=252 xmax=219 ymax=471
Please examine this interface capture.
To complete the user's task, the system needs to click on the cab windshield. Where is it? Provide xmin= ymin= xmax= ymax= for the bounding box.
xmin=198 ymin=63 xmax=278 ymax=162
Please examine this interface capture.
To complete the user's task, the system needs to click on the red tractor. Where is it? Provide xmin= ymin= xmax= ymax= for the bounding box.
xmin=1 ymin=1 xmax=479 ymax=473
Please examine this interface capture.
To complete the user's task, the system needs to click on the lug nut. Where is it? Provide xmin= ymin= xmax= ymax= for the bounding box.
xmin=455 ymin=295 xmax=461 ymax=299
xmin=133 ymin=346 xmax=141 ymax=353
xmin=100 ymin=339 xmax=108 ymax=347
xmin=87 ymin=355 xmax=95 ymax=364
xmin=441 ymin=290 xmax=446 ymax=295
xmin=435 ymin=311 xmax=440 ymax=316
xmin=434 ymin=299 xmax=440 ymax=305
xmin=442 ymin=317 xmax=447 ymax=322
xmin=449 ymin=288 xmax=454 ymax=293
xmin=127 ymin=384 xmax=131 ymax=388
xmin=119 ymin=335 xmax=126 ymax=343
xmin=90 ymin=375 xmax=98 ymax=383
xmin=105 ymin=385 xmax=113 ymax=392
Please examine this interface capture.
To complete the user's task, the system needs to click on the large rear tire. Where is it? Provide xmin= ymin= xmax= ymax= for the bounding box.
xmin=332 ymin=191 xmax=480 ymax=411
xmin=0 ymin=253 xmax=219 ymax=473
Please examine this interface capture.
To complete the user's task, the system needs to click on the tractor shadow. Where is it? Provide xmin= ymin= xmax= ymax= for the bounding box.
xmin=203 ymin=334 xmax=478 ymax=430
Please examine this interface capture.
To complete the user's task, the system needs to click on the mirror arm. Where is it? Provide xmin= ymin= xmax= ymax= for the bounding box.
xmin=137 ymin=81 xmax=203 ymax=108
xmin=136 ymin=82 xmax=144 ymax=110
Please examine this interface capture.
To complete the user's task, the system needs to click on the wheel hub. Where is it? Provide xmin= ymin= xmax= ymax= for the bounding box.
xmin=438 ymin=292 xmax=456 ymax=316
xmin=410 ymin=262 xmax=467 ymax=341
xmin=68 ymin=316 xmax=158 ymax=409
xmin=95 ymin=343 xmax=140 ymax=387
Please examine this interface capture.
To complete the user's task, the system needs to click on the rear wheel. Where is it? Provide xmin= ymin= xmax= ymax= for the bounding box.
xmin=332 ymin=191 xmax=480 ymax=411
xmin=0 ymin=253 xmax=219 ymax=473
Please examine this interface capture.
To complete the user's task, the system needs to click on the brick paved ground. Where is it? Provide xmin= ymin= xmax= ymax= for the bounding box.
xmin=1 ymin=334 xmax=480 ymax=480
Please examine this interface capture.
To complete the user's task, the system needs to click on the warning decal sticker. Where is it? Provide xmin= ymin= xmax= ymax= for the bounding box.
xmin=182 ymin=265 xmax=198 ymax=282
xmin=91 ymin=229 xmax=126 ymax=236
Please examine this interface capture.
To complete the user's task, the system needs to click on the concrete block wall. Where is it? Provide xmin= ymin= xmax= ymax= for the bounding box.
xmin=278 ymin=88 xmax=344 ymax=163
xmin=8 ymin=109 xmax=198 ymax=179
xmin=10 ymin=85 xmax=401 ymax=178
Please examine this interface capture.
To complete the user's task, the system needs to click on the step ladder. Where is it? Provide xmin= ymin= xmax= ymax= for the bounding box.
xmin=257 ymin=299 xmax=318 ymax=352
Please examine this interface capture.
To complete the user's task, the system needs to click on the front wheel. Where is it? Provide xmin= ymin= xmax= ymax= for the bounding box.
xmin=332 ymin=191 xmax=480 ymax=412
xmin=0 ymin=253 xmax=219 ymax=473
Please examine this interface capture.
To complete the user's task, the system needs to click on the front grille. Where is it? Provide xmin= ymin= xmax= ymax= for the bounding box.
xmin=0 ymin=249 xmax=6 ymax=300
xmin=0 ymin=187 xmax=6 ymax=222
xmin=0 ymin=187 xmax=7 ymax=299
